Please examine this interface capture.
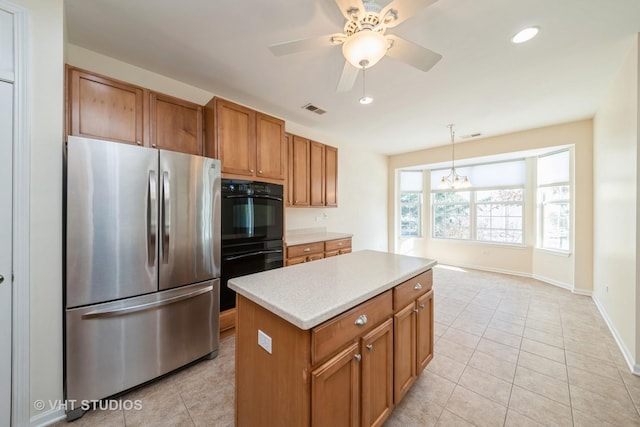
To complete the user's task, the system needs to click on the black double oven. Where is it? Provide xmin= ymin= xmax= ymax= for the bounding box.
xmin=220 ymin=179 xmax=284 ymax=311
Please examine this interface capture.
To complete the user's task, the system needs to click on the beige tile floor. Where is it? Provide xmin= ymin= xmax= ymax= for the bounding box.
xmin=54 ymin=265 xmax=640 ymax=426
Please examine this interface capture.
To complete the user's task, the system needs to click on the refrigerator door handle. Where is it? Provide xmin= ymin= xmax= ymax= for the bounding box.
xmin=162 ymin=171 xmax=171 ymax=264
xmin=81 ymin=285 xmax=213 ymax=319
xmin=147 ymin=170 xmax=157 ymax=267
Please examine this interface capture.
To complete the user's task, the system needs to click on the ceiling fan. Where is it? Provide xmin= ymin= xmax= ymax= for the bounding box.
xmin=269 ymin=0 xmax=442 ymax=93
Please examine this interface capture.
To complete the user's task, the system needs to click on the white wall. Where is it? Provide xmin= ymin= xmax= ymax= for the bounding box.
xmin=388 ymin=120 xmax=593 ymax=292
xmin=11 ymin=0 xmax=65 ymax=422
xmin=593 ymin=34 xmax=639 ymax=369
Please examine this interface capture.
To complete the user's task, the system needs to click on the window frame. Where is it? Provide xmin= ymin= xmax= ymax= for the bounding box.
xmin=431 ymin=185 xmax=526 ymax=247
xmin=536 ymin=148 xmax=571 ymax=254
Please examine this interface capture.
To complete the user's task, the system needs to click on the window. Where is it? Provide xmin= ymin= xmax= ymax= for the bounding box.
xmin=431 ymin=159 xmax=525 ymax=245
xmin=476 ymin=189 xmax=524 ymax=244
xmin=537 ymin=150 xmax=570 ymax=251
xmin=399 ymin=171 xmax=423 ymax=237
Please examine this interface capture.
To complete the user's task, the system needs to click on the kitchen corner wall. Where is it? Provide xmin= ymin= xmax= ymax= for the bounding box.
xmin=593 ymin=33 xmax=640 ymax=370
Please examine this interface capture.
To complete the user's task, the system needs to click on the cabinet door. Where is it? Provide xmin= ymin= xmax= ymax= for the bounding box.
xmin=256 ymin=113 xmax=285 ymax=180
xmin=150 ymin=93 xmax=202 ymax=155
xmin=310 ymin=141 xmax=325 ymax=206
xmin=285 ymin=133 xmax=294 ymax=206
xmin=291 ymin=135 xmax=310 ymax=206
xmin=361 ymin=319 xmax=394 ymax=427
xmin=312 ymin=342 xmax=360 ymax=427
xmin=215 ymin=98 xmax=255 ymax=176
xmin=325 ymin=145 xmax=338 ymax=207
xmin=393 ymin=302 xmax=416 ymax=404
xmin=68 ymin=68 xmax=144 ymax=145
xmin=416 ymin=290 xmax=434 ymax=373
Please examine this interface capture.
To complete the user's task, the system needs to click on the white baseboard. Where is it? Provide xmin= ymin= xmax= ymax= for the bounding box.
xmin=592 ymin=295 xmax=640 ymax=375
xmin=437 ymin=261 xmax=576 ymax=292
xmin=30 ymin=408 xmax=65 ymax=427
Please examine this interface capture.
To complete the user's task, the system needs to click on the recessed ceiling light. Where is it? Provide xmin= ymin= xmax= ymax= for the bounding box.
xmin=359 ymin=96 xmax=373 ymax=105
xmin=511 ymin=26 xmax=539 ymax=44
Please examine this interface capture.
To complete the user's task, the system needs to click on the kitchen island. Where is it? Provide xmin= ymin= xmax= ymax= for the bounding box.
xmin=229 ymin=250 xmax=437 ymax=427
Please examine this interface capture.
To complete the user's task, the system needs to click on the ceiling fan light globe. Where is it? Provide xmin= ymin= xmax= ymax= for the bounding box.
xmin=342 ymin=30 xmax=388 ymax=68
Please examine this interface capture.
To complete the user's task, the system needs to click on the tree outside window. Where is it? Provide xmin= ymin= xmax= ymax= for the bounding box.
xmin=399 ymin=171 xmax=423 ymax=238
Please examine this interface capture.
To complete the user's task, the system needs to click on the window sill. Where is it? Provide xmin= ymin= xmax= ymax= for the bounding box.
xmin=535 ymin=248 xmax=571 ymax=257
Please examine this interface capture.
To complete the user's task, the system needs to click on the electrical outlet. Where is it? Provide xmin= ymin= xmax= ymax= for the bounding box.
xmin=258 ymin=329 xmax=272 ymax=354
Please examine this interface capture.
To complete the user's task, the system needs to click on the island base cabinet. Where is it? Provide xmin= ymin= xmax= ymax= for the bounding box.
xmin=361 ymin=319 xmax=394 ymax=427
xmin=393 ymin=303 xmax=417 ymax=403
xmin=416 ymin=290 xmax=434 ymax=372
xmin=311 ymin=343 xmax=360 ymax=427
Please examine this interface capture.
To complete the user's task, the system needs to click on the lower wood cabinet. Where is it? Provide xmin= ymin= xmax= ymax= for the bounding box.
xmin=286 ymin=237 xmax=352 ymax=265
xmin=235 ymin=269 xmax=433 ymax=427
xmin=393 ymin=270 xmax=434 ymax=403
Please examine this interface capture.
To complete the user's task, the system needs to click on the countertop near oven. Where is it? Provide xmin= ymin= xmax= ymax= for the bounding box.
xmin=285 ymin=228 xmax=353 ymax=246
xmin=227 ymin=250 xmax=437 ymax=330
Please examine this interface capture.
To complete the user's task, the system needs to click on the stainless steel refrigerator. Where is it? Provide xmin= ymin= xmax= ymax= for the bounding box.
xmin=64 ymin=136 xmax=220 ymax=420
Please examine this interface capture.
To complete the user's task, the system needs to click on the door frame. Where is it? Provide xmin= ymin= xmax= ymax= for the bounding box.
xmin=1 ymin=1 xmax=30 ymax=426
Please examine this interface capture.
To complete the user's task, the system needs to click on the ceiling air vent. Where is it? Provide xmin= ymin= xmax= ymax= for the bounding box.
xmin=302 ymin=103 xmax=327 ymax=115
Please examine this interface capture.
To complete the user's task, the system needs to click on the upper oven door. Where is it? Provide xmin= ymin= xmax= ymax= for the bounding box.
xmin=221 ymin=192 xmax=283 ymax=244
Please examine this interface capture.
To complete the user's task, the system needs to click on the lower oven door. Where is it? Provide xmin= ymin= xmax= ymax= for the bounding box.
xmin=220 ymin=241 xmax=284 ymax=311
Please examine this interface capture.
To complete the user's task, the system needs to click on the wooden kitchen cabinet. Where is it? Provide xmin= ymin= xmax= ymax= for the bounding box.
xmin=311 ymin=342 xmax=360 ymax=427
xmin=361 ymin=319 xmax=394 ymax=427
xmin=291 ymin=135 xmax=311 ymax=206
xmin=149 ymin=92 xmax=203 ymax=155
xmin=66 ymin=66 xmax=205 ymax=156
xmin=286 ymin=132 xmax=338 ymax=207
xmin=286 ymin=237 xmax=352 ymax=264
xmin=325 ymin=145 xmax=338 ymax=207
xmin=310 ymin=141 xmax=325 ymax=206
xmin=392 ymin=270 xmax=433 ymax=403
xmin=67 ymin=67 xmax=145 ymax=146
xmin=204 ymin=97 xmax=285 ymax=182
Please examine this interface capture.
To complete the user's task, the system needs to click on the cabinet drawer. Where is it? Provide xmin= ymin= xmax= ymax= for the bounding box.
xmin=393 ymin=270 xmax=433 ymax=311
xmin=311 ymin=290 xmax=392 ymax=365
xmin=287 ymin=242 xmax=324 ymax=259
xmin=324 ymin=238 xmax=351 ymax=252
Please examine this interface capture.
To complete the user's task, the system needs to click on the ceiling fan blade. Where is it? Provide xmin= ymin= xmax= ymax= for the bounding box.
xmin=336 ymin=60 xmax=359 ymax=92
xmin=385 ymin=34 xmax=442 ymax=72
xmin=380 ymin=0 xmax=438 ymax=28
xmin=269 ymin=33 xmax=345 ymax=56
xmin=334 ymin=0 xmax=366 ymax=20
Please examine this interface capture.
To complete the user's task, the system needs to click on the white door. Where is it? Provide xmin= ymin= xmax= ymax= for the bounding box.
xmin=0 ymin=8 xmax=14 ymax=427
xmin=0 ymin=80 xmax=13 ymax=427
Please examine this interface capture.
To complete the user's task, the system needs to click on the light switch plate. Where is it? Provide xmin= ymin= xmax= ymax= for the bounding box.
xmin=258 ymin=329 xmax=272 ymax=354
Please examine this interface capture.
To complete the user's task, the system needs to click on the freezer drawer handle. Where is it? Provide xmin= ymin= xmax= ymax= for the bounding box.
xmin=162 ymin=171 xmax=171 ymax=263
xmin=81 ymin=285 xmax=214 ymax=319
xmin=148 ymin=170 xmax=158 ymax=267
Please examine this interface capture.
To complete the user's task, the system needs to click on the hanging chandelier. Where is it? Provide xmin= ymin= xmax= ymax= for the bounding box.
xmin=439 ymin=124 xmax=471 ymax=189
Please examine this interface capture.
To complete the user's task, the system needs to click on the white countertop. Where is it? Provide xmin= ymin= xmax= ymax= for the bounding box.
xmin=228 ymin=250 xmax=437 ymax=330
xmin=285 ymin=231 xmax=353 ymax=246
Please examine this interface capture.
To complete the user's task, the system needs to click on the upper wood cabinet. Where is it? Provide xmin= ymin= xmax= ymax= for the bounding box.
xmin=149 ymin=92 xmax=203 ymax=155
xmin=67 ymin=67 xmax=145 ymax=146
xmin=291 ymin=135 xmax=311 ymax=206
xmin=286 ymin=132 xmax=338 ymax=208
xmin=204 ymin=97 xmax=285 ymax=182
xmin=325 ymin=145 xmax=338 ymax=207
xmin=66 ymin=66 xmax=204 ymax=156
xmin=310 ymin=141 xmax=325 ymax=206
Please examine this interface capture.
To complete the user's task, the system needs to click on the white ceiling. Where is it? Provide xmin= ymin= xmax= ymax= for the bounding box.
xmin=64 ymin=0 xmax=640 ymax=155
